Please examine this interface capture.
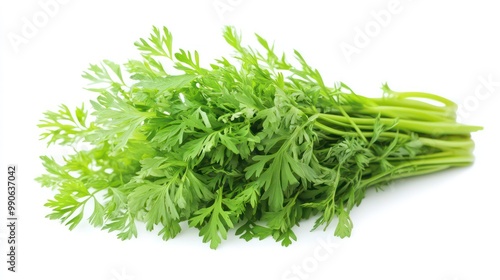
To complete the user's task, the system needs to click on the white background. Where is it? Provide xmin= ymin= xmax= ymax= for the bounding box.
xmin=1 ymin=0 xmax=499 ymax=279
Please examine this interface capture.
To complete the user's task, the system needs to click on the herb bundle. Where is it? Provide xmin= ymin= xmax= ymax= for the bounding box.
xmin=37 ymin=26 xmax=481 ymax=248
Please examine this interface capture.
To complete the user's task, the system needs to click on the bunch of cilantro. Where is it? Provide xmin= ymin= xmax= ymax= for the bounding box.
xmin=37 ymin=26 xmax=481 ymax=249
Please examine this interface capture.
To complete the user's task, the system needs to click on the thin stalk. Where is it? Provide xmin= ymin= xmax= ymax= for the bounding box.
xmin=359 ymin=154 xmax=474 ymax=188
xmin=340 ymin=106 xmax=456 ymax=122
xmin=314 ymin=122 xmax=476 ymax=151
xmin=316 ymin=113 xmax=482 ymax=135
xmin=364 ymin=164 xmax=452 ymax=188
xmin=370 ymin=97 xmax=453 ymax=114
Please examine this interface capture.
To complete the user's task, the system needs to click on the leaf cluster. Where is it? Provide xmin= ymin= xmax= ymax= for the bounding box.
xmin=37 ymin=26 xmax=481 ymax=249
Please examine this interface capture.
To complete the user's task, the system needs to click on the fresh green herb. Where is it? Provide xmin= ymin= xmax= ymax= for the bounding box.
xmin=37 ymin=26 xmax=481 ymax=249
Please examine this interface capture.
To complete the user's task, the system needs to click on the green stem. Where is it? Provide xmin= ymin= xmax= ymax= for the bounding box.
xmin=386 ymin=91 xmax=457 ymax=109
xmin=360 ymin=154 xmax=474 ymax=188
xmin=316 ymin=113 xmax=482 ymax=135
xmin=337 ymin=106 xmax=455 ymax=122
xmin=314 ymin=122 xmax=476 ymax=151
xmin=364 ymin=164 xmax=452 ymax=188
xmin=370 ymin=97 xmax=453 ymax=114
